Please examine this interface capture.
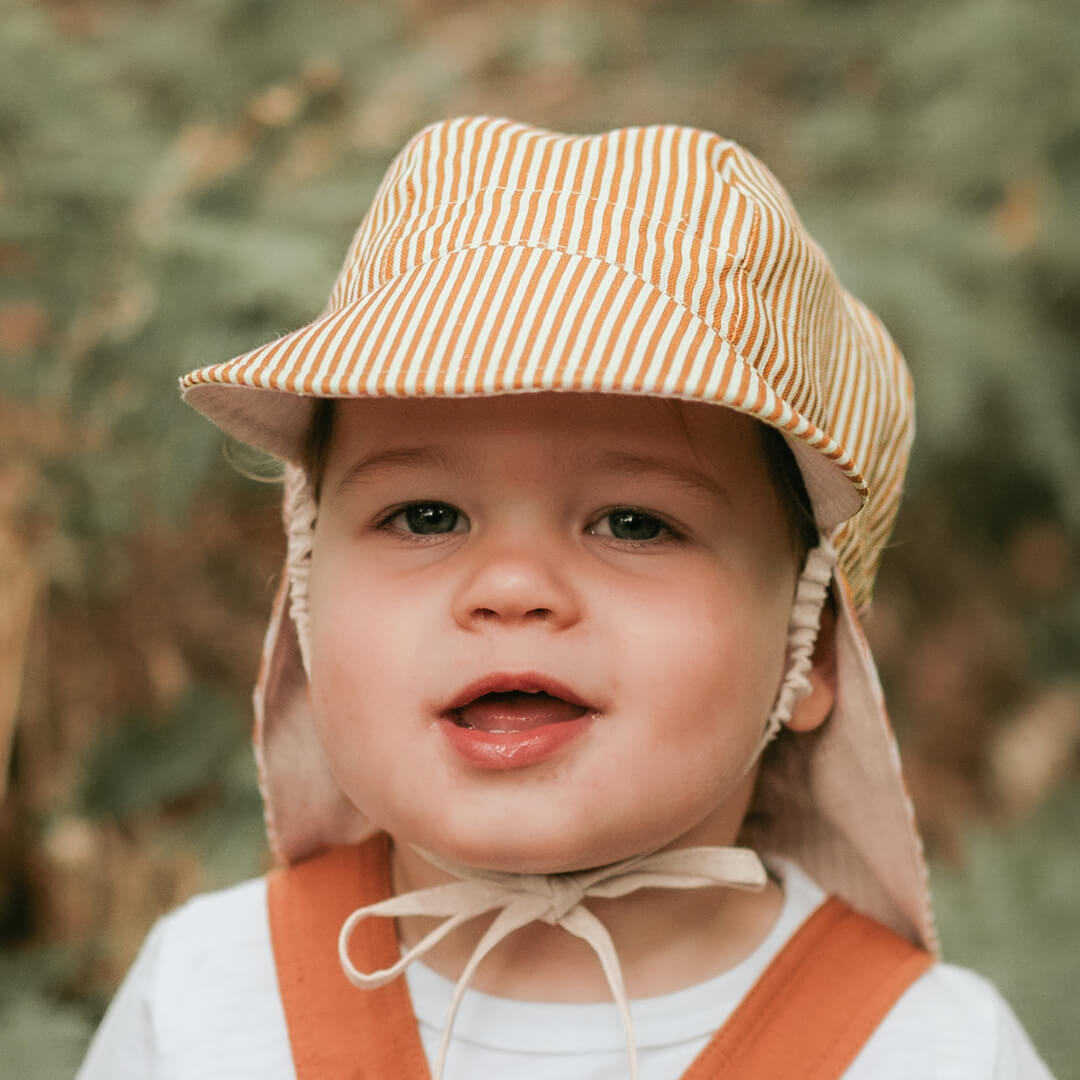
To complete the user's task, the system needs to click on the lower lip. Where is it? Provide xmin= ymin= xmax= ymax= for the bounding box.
xmin=438 ymin=714 xmax=595 ymax=770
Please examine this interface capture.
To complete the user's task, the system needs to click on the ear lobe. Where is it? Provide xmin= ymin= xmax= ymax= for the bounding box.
xmin=787 ymin=599 xmax=837 ymax=733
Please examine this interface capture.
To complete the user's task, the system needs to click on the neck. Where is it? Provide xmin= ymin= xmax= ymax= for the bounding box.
xmin=389 ymin=813 xmax=783 ymax=1003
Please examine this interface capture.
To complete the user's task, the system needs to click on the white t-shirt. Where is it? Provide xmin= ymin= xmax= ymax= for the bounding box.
xmin=76 ymin=858 xmax=1053 ymax=1079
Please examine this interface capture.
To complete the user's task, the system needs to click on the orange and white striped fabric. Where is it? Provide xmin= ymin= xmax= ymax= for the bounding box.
xmin=180 ymin=117 xmax=935 ymax=955
xmin=182 ymin=116 xmax=911 ymax=611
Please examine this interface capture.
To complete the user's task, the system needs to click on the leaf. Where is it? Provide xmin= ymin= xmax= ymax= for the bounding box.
xmin=80 ymin=685 xmax=243 ymax=819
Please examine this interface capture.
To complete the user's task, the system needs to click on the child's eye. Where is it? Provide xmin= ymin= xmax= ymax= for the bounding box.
xmin=383 ymin=502 xmax=467 ymax=536
xmin=590 ymin=508 xmax=672 ymax=542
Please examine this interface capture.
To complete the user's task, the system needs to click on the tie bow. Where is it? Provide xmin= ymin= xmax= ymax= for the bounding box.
xmin=538 ymin=873 xmax=587 ymax=921
xmin=337 ymin=844 xmax=767 ymax=1080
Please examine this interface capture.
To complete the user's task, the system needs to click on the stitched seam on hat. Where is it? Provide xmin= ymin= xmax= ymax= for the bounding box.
xmin=368 ymin=205 xmax=826 ymax=346
xmin=359 ymin=237 xmax=831 ymax=376
xmin=355 ymin=238 xmax=764 ymax=381
xmin=378 ymin=163 xmax=417 ymax=285
xmin=392 ymin=185 xmax=757 ymax=255
xmin=369 ymin=238 xmax=752 ymax=322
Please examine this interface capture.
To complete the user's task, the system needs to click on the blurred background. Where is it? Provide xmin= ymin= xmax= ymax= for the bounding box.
xmin=1 ymin=0 xmax=1078 ymax=1075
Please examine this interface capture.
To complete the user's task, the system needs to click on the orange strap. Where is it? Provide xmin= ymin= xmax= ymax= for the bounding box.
xmin=267 ymin=833 xmax=431 ymax=1080
xmin=268 ymin=836 xmax=931 ymax=1080
xmin=682 ymin=894 xmax=933 ymax=1080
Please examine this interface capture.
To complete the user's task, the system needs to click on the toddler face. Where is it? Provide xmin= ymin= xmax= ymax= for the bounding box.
xmin=307 ymin=393 xmax=802 ymax=872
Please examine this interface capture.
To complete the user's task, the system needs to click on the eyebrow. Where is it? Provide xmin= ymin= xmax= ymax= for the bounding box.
xmin=331 ymin=443 xmax=730 ymax=505
xmin=586 ymin=450 xmax=731 ymax=505
xmin=333 ymin=445 xmax=455 ymax=496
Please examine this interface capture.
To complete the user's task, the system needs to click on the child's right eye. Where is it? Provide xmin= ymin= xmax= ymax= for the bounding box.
xmin=382 ymin=501 xmax=467 ymax=536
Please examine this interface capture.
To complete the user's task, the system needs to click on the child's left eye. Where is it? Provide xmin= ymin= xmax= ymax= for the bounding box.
xmin=590 ymin=509 xmax=672 ymax=542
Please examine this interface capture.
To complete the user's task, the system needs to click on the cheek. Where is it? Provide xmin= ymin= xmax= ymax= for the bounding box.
xmin=307 ymin=550 xmax=391 ymax=746
xmin=309 ymin=576 xmax=410 ymax=723
xmin=308 ymin=536 xmax=402 ymax=666
xmin=617 ymin=573 xmax=789 ymax=717
xmin=612 ymin=582 xmax=790 ymax=796
xmin=305 ymin=619 xmax=420 ymax=830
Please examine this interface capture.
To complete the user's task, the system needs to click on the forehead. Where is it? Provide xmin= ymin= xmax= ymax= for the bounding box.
xmin=324 ymin=393 xmax=772 ymax=486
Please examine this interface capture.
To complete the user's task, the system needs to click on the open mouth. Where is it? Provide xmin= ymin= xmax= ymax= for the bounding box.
xmin=439 ymin=674 xmax=597 ymax=768
xmin=450 ymin=690 xmax=591 ymax=733
xmin=442 ymin=675 xmax=596 ymax=733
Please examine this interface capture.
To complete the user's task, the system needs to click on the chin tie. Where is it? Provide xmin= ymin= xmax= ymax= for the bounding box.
xmin=338 ymin=845 xmax=768 ymax=1080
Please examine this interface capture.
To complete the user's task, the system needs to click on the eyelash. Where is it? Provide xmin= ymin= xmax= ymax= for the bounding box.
xmin=375 ymin=502 xmax=465 ymax=539
xmin=374 ymin=502 xmax=683 ymax=546
xmin=588 ymin=507 xmax=681 ymax=546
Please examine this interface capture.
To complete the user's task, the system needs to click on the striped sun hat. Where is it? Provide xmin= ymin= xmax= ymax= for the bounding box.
xmin=181 ymin=116 xmax=935 ymax=952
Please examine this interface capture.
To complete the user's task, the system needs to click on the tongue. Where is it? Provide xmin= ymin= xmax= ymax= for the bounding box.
xmin=455 ymin=692 xmax=588 ymax=732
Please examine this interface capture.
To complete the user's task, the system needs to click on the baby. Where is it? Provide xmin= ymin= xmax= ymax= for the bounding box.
xmin=78 ymin=116 xmax=1052 ymax=1079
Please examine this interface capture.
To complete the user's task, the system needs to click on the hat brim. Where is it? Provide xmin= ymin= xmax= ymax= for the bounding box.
xmin=182 ymin=243 xmax=864 ymax=532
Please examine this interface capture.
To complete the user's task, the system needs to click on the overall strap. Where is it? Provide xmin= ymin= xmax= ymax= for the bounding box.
xmin=682 ymin=896 xmax=933 ymax=1080
xmin=267 ymin=833 xmax=431 ymax=1080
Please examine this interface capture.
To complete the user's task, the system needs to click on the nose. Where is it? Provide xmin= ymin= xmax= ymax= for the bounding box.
xmin=450 ymin=536 xmax=583 ymax=632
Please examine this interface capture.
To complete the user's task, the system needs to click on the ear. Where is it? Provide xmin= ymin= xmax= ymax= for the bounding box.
xmin=786 ymin=598 xmax=837 ymax=733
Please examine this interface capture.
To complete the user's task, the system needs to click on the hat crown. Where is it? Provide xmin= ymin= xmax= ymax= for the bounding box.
xmin=331 ymin=121 xmax=817 ymax=311
xmin=328 ymin=121 xmax=843 ymax=413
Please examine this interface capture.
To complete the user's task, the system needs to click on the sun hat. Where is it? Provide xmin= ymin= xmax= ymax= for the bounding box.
xmin=180 ymin=117 xmax=935 ymax=962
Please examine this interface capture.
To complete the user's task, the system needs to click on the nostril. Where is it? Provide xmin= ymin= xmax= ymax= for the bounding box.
xmin=469 ymin=606 xmax=553 ymax=622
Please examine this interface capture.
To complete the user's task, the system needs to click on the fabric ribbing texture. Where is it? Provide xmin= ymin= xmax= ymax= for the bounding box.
xmin=180 ymin=115 xmax=935 ymax=953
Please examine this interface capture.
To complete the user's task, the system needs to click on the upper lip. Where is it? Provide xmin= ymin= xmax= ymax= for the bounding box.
xmin=442 ymin=672 xmax=597 ymax=714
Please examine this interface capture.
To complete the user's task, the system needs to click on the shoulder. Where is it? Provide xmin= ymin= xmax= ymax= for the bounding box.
xmin=151 ymin=875 xmax=274 ymax=988
xmin=78 ymin=876 xmax=295 ymax=1080
xmin=766 ymin=860 xmax=1054 ymax=1078
xmin=849 ymin=962 xmax=1055 ymax=1079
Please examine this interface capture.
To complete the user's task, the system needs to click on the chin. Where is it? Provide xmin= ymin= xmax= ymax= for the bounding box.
xmin=414 ymin=817 xmax=674 ymax=876
xmin=419 ymin=831 xmax=585 ymax=875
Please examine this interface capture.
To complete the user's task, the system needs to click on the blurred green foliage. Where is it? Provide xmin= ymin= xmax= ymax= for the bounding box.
xmin=81 ymin=687 xmax=240 ymax=819
xmin=932 ymin=784 xmax=1080 ymax=1078
xmin=1 ymin=0 xmax=1077 ymax=1076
